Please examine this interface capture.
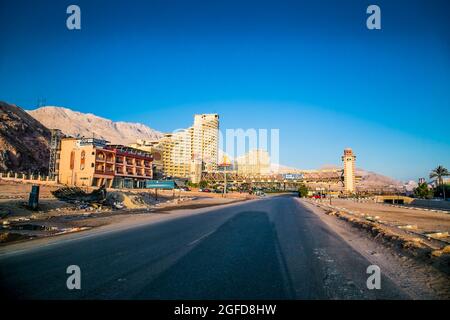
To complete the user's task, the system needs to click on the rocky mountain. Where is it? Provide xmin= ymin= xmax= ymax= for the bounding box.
xmin=0 ymin=102 xmax=51 ymax=173
xmin=356 ymin=168 xmax=403 ymax=190
xmin=27 ymin=106 xmax=163 ymax=145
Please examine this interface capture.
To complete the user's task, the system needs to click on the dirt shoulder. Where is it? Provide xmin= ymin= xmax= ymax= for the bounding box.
xmin=299 ymin=199 xmax=450 ymax=299
xmin=330 ymin=198 xmax=450 ymax=235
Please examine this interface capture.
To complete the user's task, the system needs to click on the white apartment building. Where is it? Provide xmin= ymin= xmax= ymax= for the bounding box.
xmin=192 ymin=114 xmax=219 ymax=173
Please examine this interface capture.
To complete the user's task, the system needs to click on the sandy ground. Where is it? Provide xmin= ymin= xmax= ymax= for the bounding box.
xmin=300 ymin=199 xmax=450 ymax=299
xmin=327 ymin=199 xmax=450 ymax=235
xmin=306 ymin=198 xmax=450 ymax=278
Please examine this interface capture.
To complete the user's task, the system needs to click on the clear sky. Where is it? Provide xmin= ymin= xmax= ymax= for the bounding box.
xmin=0 ymin=0 xmax=449 ymax=181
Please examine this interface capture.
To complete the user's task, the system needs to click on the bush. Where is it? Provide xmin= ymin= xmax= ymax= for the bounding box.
xmin=186 ymin=181 xmax=198 ymax=188
xmin=414 ymin=182 xmax=433 ymax=199
xmin=298 ymin=184 xmax=309 ymax=198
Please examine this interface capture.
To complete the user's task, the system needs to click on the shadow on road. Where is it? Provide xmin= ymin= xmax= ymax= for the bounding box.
xmin=136 ymin=211 xmax=293 ymax=299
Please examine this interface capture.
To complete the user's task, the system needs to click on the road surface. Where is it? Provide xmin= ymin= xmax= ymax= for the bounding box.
xmin=0 ymin=195 xmax=412 ymax=299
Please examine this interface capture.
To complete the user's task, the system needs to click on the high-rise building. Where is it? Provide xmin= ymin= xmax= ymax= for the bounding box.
xmin=160 ymin=129 xmax=193 ymax=178
xmin=131 ymin=114 xmax=219 ymax=182
xmin=192 ymin=114 xmax=219 ymax=172
xmin=341 ymin=148 xmax=356 ymax=193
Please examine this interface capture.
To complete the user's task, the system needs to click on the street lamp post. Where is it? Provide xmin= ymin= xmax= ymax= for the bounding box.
xmin=329 ymin=183 xmax=332 ymax=205
xmin=223 ymin=167 xmax=227 ymax=198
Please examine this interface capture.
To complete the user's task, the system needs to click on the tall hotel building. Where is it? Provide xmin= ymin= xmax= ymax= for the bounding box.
xmin=192 ymin=114 xmax=219 ymax=173
xmin=132 ymin=114 xmax=219 ymax=182
xmin=160 ymin=128 xmax=193 ymax=178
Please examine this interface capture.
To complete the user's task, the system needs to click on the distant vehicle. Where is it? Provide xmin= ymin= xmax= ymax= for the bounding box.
xmin=200 ymin=188 xmax=211 ymax=193
xmin=213 ymin=189 xmax=222 ymax=193
xmin=181 ymin=186 xmax=190 ymax=191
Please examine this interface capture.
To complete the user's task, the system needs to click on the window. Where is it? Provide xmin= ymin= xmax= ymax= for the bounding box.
xmin=70 ymin=151 xmax=75 ymax=170
xmin=80 ymin=151 xmax=85 ymax=170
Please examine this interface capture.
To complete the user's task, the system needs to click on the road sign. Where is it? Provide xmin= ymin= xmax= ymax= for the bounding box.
xmin=283 ymin=174 xmax=303 ymax=180
xmin=145 ymin=180 xmax=175 ymax=189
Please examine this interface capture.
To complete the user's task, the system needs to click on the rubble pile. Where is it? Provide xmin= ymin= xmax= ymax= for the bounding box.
xmin=52 ymin=185 xmax=107 ymax=203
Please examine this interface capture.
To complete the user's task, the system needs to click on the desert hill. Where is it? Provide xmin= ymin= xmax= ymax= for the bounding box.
xmin=27 ymin=106 xmax=163 ymax=145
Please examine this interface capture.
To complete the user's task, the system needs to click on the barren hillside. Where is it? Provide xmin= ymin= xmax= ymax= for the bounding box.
xmin=28 ymin=106 xmax=163 ymax=145
xmin=0 ymin=102 xmax=51 ymax=173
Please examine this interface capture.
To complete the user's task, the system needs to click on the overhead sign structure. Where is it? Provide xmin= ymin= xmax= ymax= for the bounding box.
xmin=145 ymin=180 xmax=175 ymax=190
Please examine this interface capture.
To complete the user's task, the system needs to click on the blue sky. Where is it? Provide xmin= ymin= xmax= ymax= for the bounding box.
xmin=0 ymin=0 xmax=449 ymax=181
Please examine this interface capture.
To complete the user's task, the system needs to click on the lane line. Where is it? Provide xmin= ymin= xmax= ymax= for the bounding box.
xmin=187 ymin=230 xmax=216 ymax=246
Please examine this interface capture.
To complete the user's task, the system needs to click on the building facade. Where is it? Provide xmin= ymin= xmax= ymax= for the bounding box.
xmin=235 ymin=149 xmax=271 ymax=176
xmin=159 ymin=129 xmax=193 ymax=179
xmin=341 ymin=148 xmax=356 ymax=193
xmin=131 ymin=114 xmax=219 ymax=183
xmin=192 ymin=114 xmax=219 ymax=173
xmin=58 ymin=137 xmax=153 ymax=188
xmin=129 ymin=139 xmax=164 ymax=179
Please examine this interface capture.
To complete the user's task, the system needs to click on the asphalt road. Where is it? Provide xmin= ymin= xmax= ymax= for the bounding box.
xmin=0 ymin=195 xmax=410 ymax=299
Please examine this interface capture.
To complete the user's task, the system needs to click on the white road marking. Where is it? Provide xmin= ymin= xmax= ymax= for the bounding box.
xmin=187 ymin=230 xmax=216 ymax=246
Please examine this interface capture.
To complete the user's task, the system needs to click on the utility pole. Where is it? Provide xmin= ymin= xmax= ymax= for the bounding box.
xmin=223 ymin=167 xmax=227 ymax=198
xmin=329 ymin=183 xmax=332 ymax=205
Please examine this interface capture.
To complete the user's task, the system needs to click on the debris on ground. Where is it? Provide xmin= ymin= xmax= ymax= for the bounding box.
xmin=0 ymin=232 xmax=35 ymax=243
xmin=52 ymin=185 xmax=107 ymax=203
xmin=425 ymin=232 xmax=449 ymax=239
xmin=0 ymin=209 xmax=10 ymax=219
xmin=312 ymin=200 xmax=450 ymax=274
xmin=106 ymin=191 xmax=148 ymax=209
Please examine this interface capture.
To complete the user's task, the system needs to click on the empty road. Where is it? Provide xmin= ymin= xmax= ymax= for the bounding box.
xmin=0 ymin=195 xmax=411 ymax=299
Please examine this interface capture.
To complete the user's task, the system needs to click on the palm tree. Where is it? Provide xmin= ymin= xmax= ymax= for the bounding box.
xmin=430 ymin=165 xmax=449 ymax=200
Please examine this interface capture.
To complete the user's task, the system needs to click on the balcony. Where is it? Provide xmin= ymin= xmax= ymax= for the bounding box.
xmin=106 ymin=156 xmax=115 ymax=163
xmin=116 ymin=157 xmax=124 ymax=164
xmin=105 ymin=165 xmax=114 ymax=174
xmin=136 ymin=160 xmax=144 ymax=167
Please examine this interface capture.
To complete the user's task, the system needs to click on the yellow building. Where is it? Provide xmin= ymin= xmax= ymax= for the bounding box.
xmin=192 ymin=114 xmax=219 ymax=172
xmin=131 ymin=114 xmax=219 ymax=183
xmin=160 ymin=129 xmax=193 ymax=179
